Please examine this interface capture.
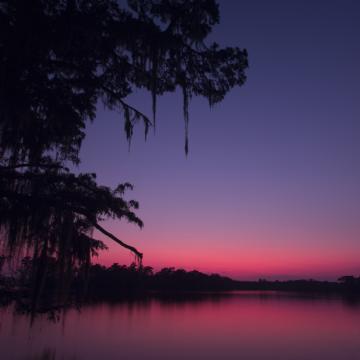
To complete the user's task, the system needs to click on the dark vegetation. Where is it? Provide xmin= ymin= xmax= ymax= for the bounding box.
xmin=0 ymin=0 xmax=248 ymax=310
xmin=85 ymin=265 xmax=360 ymax=296
xmin=1 ymin=258 xmax=359 ymax=312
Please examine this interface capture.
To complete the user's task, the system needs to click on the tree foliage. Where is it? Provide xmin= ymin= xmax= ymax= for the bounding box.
xmin=0 ymin=0 xmax=248 ymax=303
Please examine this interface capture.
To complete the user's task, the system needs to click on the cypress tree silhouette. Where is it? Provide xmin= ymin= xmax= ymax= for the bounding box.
xmin=0 ymin=0 xmax=248 ymax=305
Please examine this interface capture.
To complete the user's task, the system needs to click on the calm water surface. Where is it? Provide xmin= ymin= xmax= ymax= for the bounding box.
xmin=1 ymin=292 xmax=360 ymax=360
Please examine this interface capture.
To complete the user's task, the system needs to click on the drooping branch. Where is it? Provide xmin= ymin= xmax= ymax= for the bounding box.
xmin=89 ymin=220 xmax=143 ymax=261
xmin=1 ymin=169 xmax=144 ymax=265
xmin=102 ymin=86 xmax=152 ymax=142
xmin=102 ymin=86 xmax=152 ymax=124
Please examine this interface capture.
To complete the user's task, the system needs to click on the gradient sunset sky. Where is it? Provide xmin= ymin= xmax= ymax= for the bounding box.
xmin=79 ymin=0 xmax=360 ymax=280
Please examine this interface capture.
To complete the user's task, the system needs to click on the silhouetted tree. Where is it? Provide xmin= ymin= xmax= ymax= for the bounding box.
xmin=0 ymin=0 xmax=248 ymax=302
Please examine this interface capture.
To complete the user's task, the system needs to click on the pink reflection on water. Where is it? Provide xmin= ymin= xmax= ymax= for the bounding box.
xmin=1 ymin=292 xmax=360 ymax=360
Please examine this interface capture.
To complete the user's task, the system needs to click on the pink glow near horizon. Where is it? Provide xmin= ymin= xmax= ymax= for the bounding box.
xmin=93 ymin=224 xmax=360 ymax=280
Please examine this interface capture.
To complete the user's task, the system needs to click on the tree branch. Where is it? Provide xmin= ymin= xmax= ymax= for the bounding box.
xmin=102 ymin=86 xmax=152 ymax=126
xmin=89 ymin=219 xmax=143 ymax=261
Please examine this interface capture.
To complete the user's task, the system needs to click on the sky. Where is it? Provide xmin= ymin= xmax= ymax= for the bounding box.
xmin=79 ymin=0 xmax=360 ymax=280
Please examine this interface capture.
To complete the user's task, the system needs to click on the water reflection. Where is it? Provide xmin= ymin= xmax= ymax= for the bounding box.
xmin=2 ymin=292 xmax=360 ymax=360
xmin=22 ymin=349 xmax=56 ymax=360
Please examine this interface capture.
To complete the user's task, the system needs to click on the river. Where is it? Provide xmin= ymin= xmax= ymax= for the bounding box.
xmin=1 ymin=292 xmax=360 ymax=359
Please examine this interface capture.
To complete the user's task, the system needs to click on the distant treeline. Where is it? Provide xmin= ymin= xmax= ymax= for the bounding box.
xmin=1 ymin=260 xmax=360 ymax=305
xmin=84 ymin=264 xmax=360 ymax=296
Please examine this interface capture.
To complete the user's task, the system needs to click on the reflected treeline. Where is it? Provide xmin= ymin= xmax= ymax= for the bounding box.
xmin=22 ymin=349 xmax=57 ymax=360
xmin=87 ymin=264 xmax=238 ymax=295
xmin=1 ymin=260 xmax=360 ymax=313
xmin=85 ymin=264 xmax=360 ymax=297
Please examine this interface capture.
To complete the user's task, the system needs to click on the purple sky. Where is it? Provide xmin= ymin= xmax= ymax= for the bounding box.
xmin=79 ymin=0 xmax=360 ymax=280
